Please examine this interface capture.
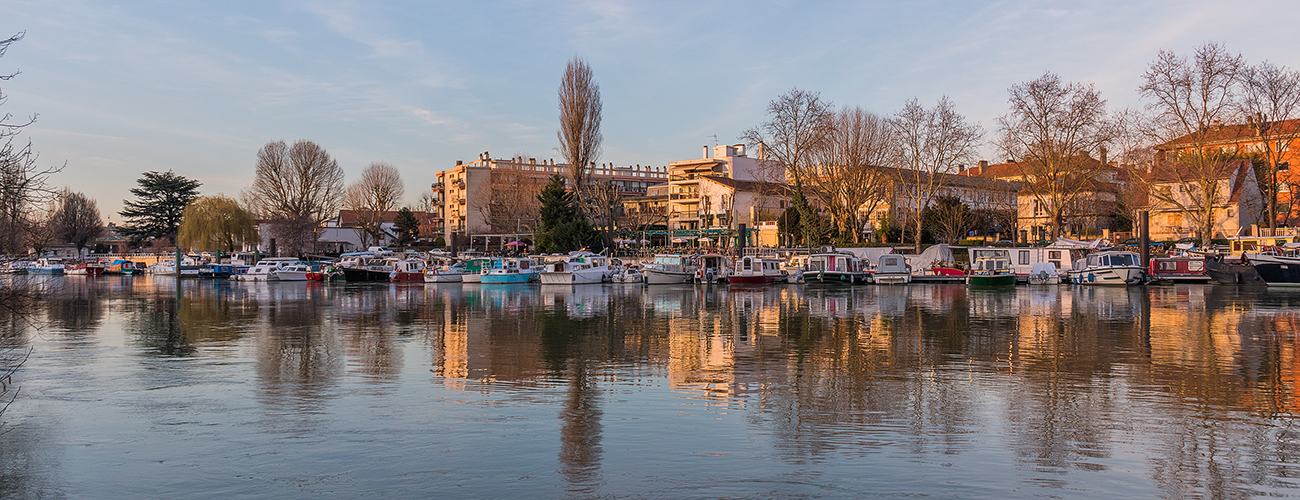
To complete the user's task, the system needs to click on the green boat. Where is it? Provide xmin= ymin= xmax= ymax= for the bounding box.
xmin=966 ymin=256 xmax=1017 ymax=287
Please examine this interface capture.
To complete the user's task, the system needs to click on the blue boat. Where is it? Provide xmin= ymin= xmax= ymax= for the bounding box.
xmin=479 ymin=257 xmax=541 ymax=284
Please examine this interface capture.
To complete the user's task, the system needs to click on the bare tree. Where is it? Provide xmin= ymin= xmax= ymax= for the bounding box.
xmin=343 ymin=162 xmax=404 ymax=248
xmin=247 ymin=140 xmax=345 ymax=254
xmin=0 ymin=32 xmax=61 ymax=255
xmin=1237 ymin=61 xmax=1300 ymax=228
xmin=997 ymin=72 xmax=1115 ymax=239
xmin=473 ymin=169 xmax=542 ymax=234
xmin=741 ymin=88 xmax=834 ymax=245
xmin=809 ymin=106 xmax=894 ymax=244
xmin=52 ymin=189 xmax=103 ymax=257
xmin=557 ymin=57 xmax=602 ymax=206
xmin=1138 ymin=42 xmax=1244 ymax=246
xmin=888 ymin=97 xmax=983 ymax=250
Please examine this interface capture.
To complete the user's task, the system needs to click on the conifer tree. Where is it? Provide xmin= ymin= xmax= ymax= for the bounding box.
xmin=119 ymin=170 xmax=202 ymax=241
xmin=534 ymin=175 xmax=598 ymax=253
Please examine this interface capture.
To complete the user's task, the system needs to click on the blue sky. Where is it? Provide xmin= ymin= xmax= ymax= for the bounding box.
xmin=2 ymin=0 xmax=1297 ymax=219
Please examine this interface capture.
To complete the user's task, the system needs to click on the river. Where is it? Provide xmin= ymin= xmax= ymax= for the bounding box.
xmin=1 ymin=276 xmax=1299 ymax=498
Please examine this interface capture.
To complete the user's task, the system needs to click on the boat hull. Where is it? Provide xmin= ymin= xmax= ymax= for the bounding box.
xmin=390 ymin=271 xmax=425 ymax=283
xmin=807 ymin=271 xmax=869 ymax=285
xmin=1251 ymin=256 xmax=1300 ymax=287
xmin=873 ymin=273 xmax=911 ymax=285
xmin=275 ymin=271 xmax=310 ymax=281
xmin=539 ymin=269 xmax=606 ymax=284
xmin=1072 ymin=266 xmax=1143 ymax=285
xmin=424 ymin=272 xmax=462 ymax=283
xmin=967 ymin=274 xmax=1017 ymax=287
xmin=1205 ymin=256 xmax=1264 ymax=285
xmin=342 ymin=267 xmax=392 ymax=282
xmin=644 ymin=269 xmax=690 ymax=284
xmin=727 ymin=275 xmax=775 ymax=285
xmin=481 ymin=272 xmax=536 ymax=284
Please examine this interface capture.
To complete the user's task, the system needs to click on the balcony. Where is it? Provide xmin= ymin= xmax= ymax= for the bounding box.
xmin=669 ymin=193 xmax=699 ymax=200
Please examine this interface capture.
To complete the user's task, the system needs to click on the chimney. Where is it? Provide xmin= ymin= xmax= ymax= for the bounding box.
xmin=703 ymin=145 xmax=710 ymax=159
xmin=1099 ymin=147 xmax=1107 ymax=168
xmin=977 ymin=160 xmax=988 ymax=175
xmin=455 ymin=160 xmax=462 ymax=166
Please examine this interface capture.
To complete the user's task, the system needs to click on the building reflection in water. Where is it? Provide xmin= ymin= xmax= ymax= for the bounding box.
xmin=16 ymin=276 xmax=1298 ymax=497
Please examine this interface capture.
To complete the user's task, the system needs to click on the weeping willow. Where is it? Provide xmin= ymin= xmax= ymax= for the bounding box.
xmin=177 ymin=195 xmax=260 ymax=252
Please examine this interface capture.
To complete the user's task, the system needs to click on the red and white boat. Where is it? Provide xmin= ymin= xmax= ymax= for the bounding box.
xmin=64 ymin=261 xmax=106 ymax=276
xmin=1148 ymin=256 xmax=1210 ymax=283
xmin=727 ymin=256 xmax=783 ymax=285
xmin=390 ymin=258 xmax=428 ymax=283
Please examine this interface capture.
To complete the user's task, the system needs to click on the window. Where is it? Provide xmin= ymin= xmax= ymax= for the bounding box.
xmin=1019 ymin=250 xmax=1030 ymax=265
xmin=1049 ymin=250 xmax=1061 ymax=260
xmin=1189 ymin=261 xmax=1205 ymax=272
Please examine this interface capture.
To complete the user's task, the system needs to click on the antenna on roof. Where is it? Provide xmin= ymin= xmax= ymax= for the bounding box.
xmin=709 ymin=134 xmax=719 ymax=146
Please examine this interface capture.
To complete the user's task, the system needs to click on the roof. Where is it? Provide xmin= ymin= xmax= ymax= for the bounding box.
xmin=1146 ymin=159 xmax=1254 ymax=203
xmin=874 ymin=165 xmax=1021 ymax=192
xmin=700 ymin=176 xmax=795 ymax=196
xmin=1156 ymin=118 xmax=1300 ymax=150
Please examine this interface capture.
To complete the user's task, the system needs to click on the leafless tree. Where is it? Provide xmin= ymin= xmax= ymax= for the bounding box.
xmin=0 ymin=32 xmax=61 ymax=255
xmin=741 ymin=89 xmax=833 ymax=186
xmin=557 ymin=57 xmax=602 ymax=207
xmin=247 ymin=140 xmax=345 ymax=254
xmin=584 ymin=179 xmax=622 ymax=245
xmin=809 ymin=106 xmax=894 ymax=244
xmin=1138 ymin=42 xmax=1244 ymax=245
xmin=888 ymin=97 xmax=983 ymax=250
xmin=344 ymin=162 xmax=404 ymax=248
xmin=1237 ymin=60 xmax=1300 ymax=228
xmin=473 ymin=169 xmax=542 ymax=234
xmin=741 ymin=89 xmax=834 ymax=246
xmin=52 ymin=189 xmax=103 ymax=257
xmin=997 ymin=72 xmax=1116 ymax=239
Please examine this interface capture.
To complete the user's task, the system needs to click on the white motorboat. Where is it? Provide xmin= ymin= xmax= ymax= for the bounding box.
xmin=1027 ymin=262 xmax=1062 ymax=285
xmin=872 ymin=254 xmax=912 ymax=284
xmin=1068 ymin=250 xmax=1144 ymax=285
xmin=695 ymin=254 xmax=733 ymax=283
xmin=727 ymin=256 xmax=782 ymax=285
xmin=424 ymin=264 xmax=465 ymax=283
xmin=274 ymin=263 xmax=312 ymax=281
xmin=643 ymin=254 xmax=695 ymax=284
xmin=611 ymin=264 xmax=644 ymax=284
xmin=539 ymin=251 xmax=614 ymax=284
xmin=233 ymin=257 xmax=300 ymax=281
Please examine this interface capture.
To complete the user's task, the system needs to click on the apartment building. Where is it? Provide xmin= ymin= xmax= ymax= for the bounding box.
xmin=432 ymin=152 xmax=668 ymax=246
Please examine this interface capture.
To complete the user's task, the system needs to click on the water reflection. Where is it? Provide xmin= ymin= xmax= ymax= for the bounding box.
xmin=4 ymin=278 xmax=1300 ymax=498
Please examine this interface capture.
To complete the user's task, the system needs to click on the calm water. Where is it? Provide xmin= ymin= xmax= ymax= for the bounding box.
xmin=2 ymin=277 xmax=1300 ymax=499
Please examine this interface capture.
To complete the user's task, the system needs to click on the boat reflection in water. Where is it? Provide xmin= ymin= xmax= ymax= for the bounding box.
xmin=3 ymin=276 xmax=1300 ymax=498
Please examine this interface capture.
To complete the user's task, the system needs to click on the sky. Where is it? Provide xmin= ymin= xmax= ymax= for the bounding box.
xmin=2 ymin=0 xmax=1298 ymax=220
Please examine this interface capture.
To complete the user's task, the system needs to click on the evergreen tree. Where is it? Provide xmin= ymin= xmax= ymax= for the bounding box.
xmin=394 ymin=207 xmax=420 ymax=247
xmin=119 ymin=170 xmax=202 ymax=241
xmin=534 ymin=175 xmax=598 ymax=253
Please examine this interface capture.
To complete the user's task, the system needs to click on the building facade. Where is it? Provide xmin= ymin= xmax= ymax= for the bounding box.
xmin=432 ymin=152 xmax=668 ymax=247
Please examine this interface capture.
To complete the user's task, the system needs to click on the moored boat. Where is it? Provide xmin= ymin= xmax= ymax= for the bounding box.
xmin=1148 ymin=256 xmax=1210 ymax=283
xmin=232 ymin=257 xmax=299 ymax=281
xmin=1068 ymin=250 xmax=1144 ymax=285
xmin=1204 ymin=254 xmax=1265 ymax=285
xmin=481 ymin=257 xmax=541 ymax=284
xmin=1026 ymin=262 xmax=1062 ymax=285
xmin=424 ymin=263 xmax=465 ymax=283
xmin=390 ymin=258 xmax=428 ymax=283
xmin=461 ymin=258 xmax=491 ymax=284
xmin=64 ymin=261 xmax=106 ymax=276
xmin=727 ymin=256 xmax=781 ymax=285
xmin=643 ymin=254 xmax=695 ymax=284
xmin=274 ymin=263 xmax=313 ymax=281
xmin=1246 ymin=245 xmax=1300 ymax=287
xmin=872 ymin=254 xmax=911 ymax=284
xmin=30 ymin=258 xmax=67 ymax=275
xmin=804 ymin=252 xmax=869 ymax=285
xmin=966 ymin=256 xmax=1017 ymax=287
xmin=539 ymin=252 xmax=613 ymax=284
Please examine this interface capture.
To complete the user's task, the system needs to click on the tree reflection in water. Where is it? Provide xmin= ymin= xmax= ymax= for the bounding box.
xmin=8 ymin=278 xmax=1300 ymax=497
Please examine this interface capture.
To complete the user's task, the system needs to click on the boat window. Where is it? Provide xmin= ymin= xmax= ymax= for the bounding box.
xmin=743 ymin=258 xmax=751 ymax=270
xmin=1160 ymin=261 xmax=1177 ymax=271
xmin=1019 ymin=250 xmax=1030 ymax=265
xmin=1088 ymin=256 xmax=1098 ymax=266
xmin=1049 ymin=250 xmax=1061 ymax=260
xmin=1189 ymin=261 xmax=1204 ymax=271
